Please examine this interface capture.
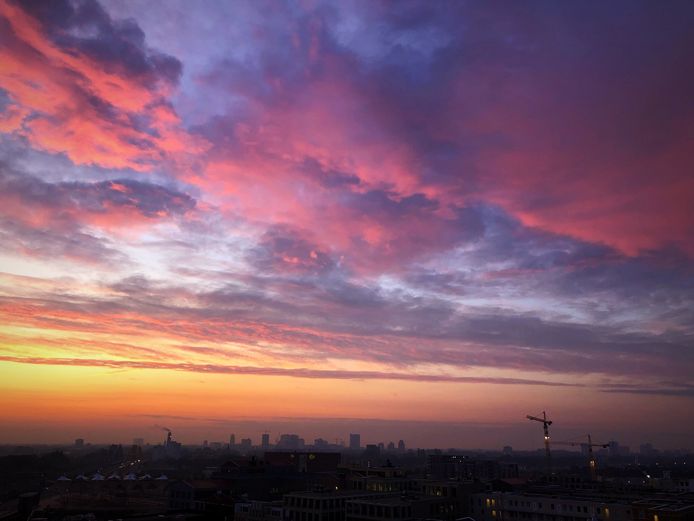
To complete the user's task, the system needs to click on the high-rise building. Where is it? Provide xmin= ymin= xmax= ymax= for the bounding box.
xmin=262 ymin=433 xmax=270 ymax=448
xmin=277 ymin=434 xmax=305 ymax=450
xmin=397 ymin=439 xmax=405 ymax=452
xmin=74 ymin=438 xmax=84 ymax=448
xmin=229 ymin=434 xmax=236 ymax=448
xmin=350 ymin=433 xmax=361 ymax=450
xmin=640 ymin=442 xmax=656 ymax=456
xmin=608 ymin=440 xmax=620 ymax=456
xmin=364 ymin=444 xmax=380 ymax=459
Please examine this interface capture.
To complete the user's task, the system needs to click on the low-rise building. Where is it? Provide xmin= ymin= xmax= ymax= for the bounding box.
xmin=472 ymin=491 xmax=633 ymax=521
xmin=168 ymin=479 xmax=234 ymax=512
xmin=347 ymin=467 xmax=419 ymax=493
xmin=266 ymin=452 xmax=342 ymax=473
xmin=632 ymin=497 xmax=694 ymax=521
xmin=236 ymin=499 xmax=284 ymax=521
xmin=284 ymin=489 xmax=376 ymax=521
xmin=345 ymin=494 xmax=456 ymax=521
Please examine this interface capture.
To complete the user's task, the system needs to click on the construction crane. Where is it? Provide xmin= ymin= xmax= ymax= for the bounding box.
xmin=527 ymin=411 xmax=552 ymax=475
xmin=551 ymin=434 xmax=608 ymax=481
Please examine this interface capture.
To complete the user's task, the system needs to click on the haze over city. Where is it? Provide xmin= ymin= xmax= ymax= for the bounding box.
xmin=1 ymin=0 xmax=693 ymax=451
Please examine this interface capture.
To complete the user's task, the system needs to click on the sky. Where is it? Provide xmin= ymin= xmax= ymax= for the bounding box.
xmin=0 ymin=0 xmax=693 ymax=449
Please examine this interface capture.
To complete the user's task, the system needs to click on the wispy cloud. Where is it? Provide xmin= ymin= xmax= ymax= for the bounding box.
xmin=0 ymin=355 xmax=579 ymax=387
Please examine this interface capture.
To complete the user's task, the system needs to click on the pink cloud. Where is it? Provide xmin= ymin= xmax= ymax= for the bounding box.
xmin=0 ymin=0 xmax=208 ymax=172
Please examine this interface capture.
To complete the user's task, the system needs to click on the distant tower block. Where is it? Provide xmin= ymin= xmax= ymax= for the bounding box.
xmin=349 ymin=433 xmax=361 ymax=450
xmin=262 ymin=433 xmax=270 ymax=448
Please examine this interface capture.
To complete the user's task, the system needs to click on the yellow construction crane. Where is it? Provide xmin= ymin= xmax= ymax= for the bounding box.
xmin=527 ymin=411 xmax=552 ymax=474
xmin=551 ymin=434 xmax=608 ymax=481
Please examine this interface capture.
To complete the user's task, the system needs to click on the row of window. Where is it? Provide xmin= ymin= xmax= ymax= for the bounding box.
xmin=287 ymin=510 xmax=344 ymax=521
xmin=286 ymin=497 xmax=352 ymax=509
xmin=502 ymin=512 xmax=595 ymax=521
xmin=171 ymin=490 xmax=194 ymax=499
xmin=345 ymin=504 xmax=413 ymax=519
xmin=481 ymin=497 xmax=611 ymax=516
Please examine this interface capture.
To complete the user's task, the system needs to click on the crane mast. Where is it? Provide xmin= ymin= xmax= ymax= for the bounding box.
xmin=550 ymin=434 xmax=608 ymax=481
xmin=526 ymin=411 xmax=552 ymax=475
xmin=588 ymin=434 xmax=597 ymax=481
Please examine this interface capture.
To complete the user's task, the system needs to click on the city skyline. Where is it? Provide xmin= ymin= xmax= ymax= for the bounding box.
xmin=2 ymin=416 xmax=689 ymax=453
xmin=1 ymin=0 xmax=693 ymax=448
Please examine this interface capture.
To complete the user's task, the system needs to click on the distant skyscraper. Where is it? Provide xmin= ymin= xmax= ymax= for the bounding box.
xmin=74 ymin=438 xmax=84 ymax=448
xmin=364 ymin=444 xmax=380 ymax=459
xmin=387 ymin=441 xmax=395 ymax=451
xmin=349 ymin=433 xmax=361 ymax=450
xmin=229 ymin=434 xmax=236 ymax=448
xmin=277 ymin=433 xmax=305 ymax=449
xmin=608 ymin=440 xmax=620 ymax=456
xmin=397 ymin=439 xmax=405 ymax=452
xmin=262 ymin=433 xmax=270 ymax=448
xmin=640 ymin=442 xmax=656 ymax=456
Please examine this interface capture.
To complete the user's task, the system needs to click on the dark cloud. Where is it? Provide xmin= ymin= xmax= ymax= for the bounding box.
xmin=0 ymin=217 xmax=123 ymax=263
xmin=4 ymin=265 xmax=693 ymax=383
xmin=299 ymin=157 xmax=361 ymax=189
xmin=600 ymin=384 xmax=694 ymax=398
xmin=336 ymin=192 xmax=485 ymax=270
xmin=249 ymin=225 xmax=336 ymax=275
xmin=18 ymin=0 xmax=181 ymax=85
xmin=0 ymin=167 xmax=195 ymax=263
xmin=195 ymin=0 xmax=694 ymax=257
xmin=0 ymin=169 xmax=195 ymax=219
xmin=403 ymin=205 xmax=694 ymax=333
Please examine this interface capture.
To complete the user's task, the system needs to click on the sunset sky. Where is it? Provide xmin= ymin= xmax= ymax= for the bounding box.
xmin=1 ymin=0 xmax=693 ymax=449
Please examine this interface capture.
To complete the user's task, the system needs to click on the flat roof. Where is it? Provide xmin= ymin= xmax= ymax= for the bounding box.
xmin=285 ymin=490 xmax=378 ymax=498
xmin=347 ymin=496 xmax=432 ymax=506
